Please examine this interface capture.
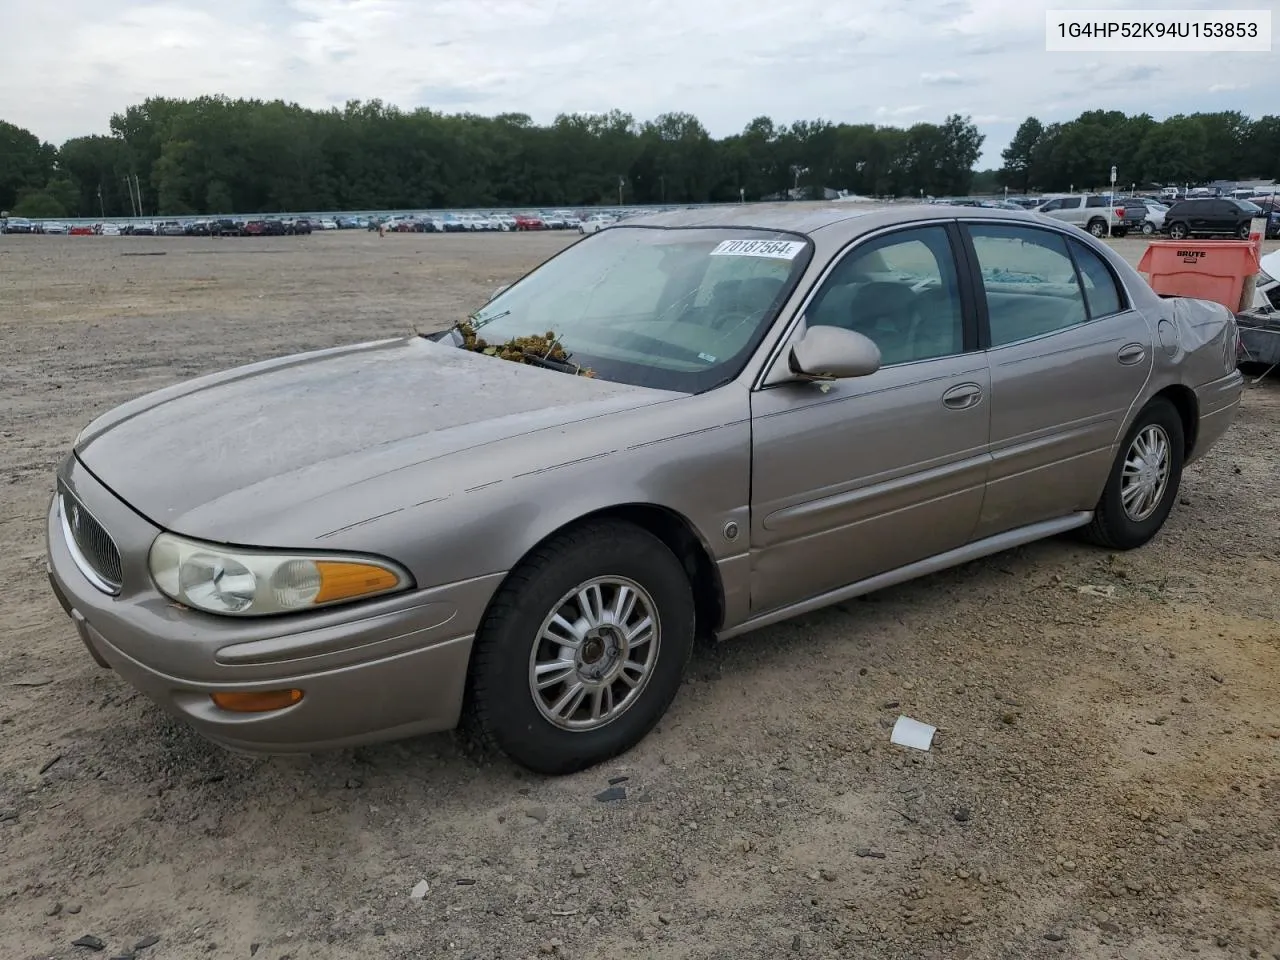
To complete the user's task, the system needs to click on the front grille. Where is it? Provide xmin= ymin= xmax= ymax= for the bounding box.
xmin=60 ymin=490 xmax=123 ymax=594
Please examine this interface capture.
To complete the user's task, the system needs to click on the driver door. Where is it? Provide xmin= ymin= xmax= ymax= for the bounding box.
xmin=748 ymin=223 xmax=991 ymax=615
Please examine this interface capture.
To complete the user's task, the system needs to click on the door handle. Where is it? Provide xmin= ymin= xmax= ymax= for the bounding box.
xmin=1117 ymin=343 xmax=1147 ymax=365
xmin=941 ymin=382 xmax=983 ymax=410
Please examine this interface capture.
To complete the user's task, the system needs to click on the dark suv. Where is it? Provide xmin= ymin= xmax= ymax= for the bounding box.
xmin=1162 ymin=198 xmax=1262 ymax=240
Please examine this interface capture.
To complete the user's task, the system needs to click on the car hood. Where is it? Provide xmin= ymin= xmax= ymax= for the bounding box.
xmin=76 ymin=336 xmax=677 ymax=541
xmin=1261 ymin=249 xmax=1280 ymax=281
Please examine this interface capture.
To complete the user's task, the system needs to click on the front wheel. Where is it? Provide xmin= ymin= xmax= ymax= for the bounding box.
xmin=1168 ymin=222 xmax=1189 ymax=240
xmin=1088 ymin=219 xmax=1108 ymax=238
xmin=1142 ymin=221 xmax=1156 ymax=235
xmin=1237 ymin=223 xmax=1251 ymax=240
xmin=465 ymin=520 xmax=696 ymax=775
xmin=1082 ymin=398 xmax=1184 ymax=550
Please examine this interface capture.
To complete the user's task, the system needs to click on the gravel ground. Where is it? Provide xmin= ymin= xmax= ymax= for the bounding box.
xmin=1 ymin=229 xmax=1277 ymax=960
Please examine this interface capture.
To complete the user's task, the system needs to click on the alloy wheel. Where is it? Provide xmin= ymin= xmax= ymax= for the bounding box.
xmin=528 ymin=576 xmax=661 ymax=731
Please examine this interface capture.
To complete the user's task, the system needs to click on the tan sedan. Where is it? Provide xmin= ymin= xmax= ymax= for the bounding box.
xmin=47 ymin=203 xmax=1244 ymax=773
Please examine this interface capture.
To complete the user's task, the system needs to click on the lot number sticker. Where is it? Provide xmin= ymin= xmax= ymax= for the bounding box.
xmin=710 ymin=239 xmax=806 ymax=259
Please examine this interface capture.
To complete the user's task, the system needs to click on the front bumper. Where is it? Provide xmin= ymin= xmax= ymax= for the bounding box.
xmin=46 ymin=455 xmax=502 ymax=754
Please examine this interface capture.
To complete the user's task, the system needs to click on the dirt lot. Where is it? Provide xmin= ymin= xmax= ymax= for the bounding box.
xmin=1 ymin=228 xmax=1277 ymax=960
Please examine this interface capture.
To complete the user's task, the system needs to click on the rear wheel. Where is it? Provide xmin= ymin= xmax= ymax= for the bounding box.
xmin=1142 ymin=221 xmax=1156 ymax=235
xmin=1082 ymin=398 xmax=1184 ymax=550
xmin=465 ymin=520 xmax=696 ymax=775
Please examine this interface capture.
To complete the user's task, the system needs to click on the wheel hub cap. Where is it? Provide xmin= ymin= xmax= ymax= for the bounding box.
xmin=528 ymin=577 xmax=661 ymax=731
xmin=1120 ymin=425 xmax=1172 ymax=522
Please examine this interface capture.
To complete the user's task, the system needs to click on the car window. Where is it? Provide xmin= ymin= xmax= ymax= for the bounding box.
xmin=1070 ymin=240 xmax=1125 ymax=318
xmin=966 ymin=224 xmax=1088 ymax=347
xmin=805 ymin=225 xmax=964 ymax=366
xmin=1039 ymin=198 xmax=1063 ymax=212
xmin=1085 ymin=195 xmax=1107 ymax=208
xmin=466 ymin=226 xmax=811 ymax=392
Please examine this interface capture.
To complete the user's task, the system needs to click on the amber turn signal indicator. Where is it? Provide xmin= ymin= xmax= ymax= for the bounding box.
xmin=210 ymin=689 xmax=304 ymax=713
xmin=314 ymin=561 xmax=402 ymax=604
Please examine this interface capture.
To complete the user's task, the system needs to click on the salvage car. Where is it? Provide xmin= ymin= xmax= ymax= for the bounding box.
xmin=47 ymin=203 xmax=1244 ymax=775
xmin=1236 ymin=247 xmax=1280 ymax=366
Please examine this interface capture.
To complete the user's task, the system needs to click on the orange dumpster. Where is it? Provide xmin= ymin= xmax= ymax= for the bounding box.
xmin=1137 ymin=240 xmax=1261 ymax=312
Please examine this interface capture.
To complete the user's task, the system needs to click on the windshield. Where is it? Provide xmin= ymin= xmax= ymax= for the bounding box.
xmin=1237 ymin=200 xmax=1263 ymax=214
xmin=463 ymin=226 xmax=812 ymax=392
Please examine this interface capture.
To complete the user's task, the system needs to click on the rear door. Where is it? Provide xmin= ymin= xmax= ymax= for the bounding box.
xmin=749 ymin=222 xmax=991 ymax=614
xmin=959 ymin=220 xmax=1154 ymax=538
xmin=1189 ymin=201 xmax=1215 ymax=234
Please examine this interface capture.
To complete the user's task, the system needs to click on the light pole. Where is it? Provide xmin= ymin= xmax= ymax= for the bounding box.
xmin=618 ymin=176 xmax=624 ymax=206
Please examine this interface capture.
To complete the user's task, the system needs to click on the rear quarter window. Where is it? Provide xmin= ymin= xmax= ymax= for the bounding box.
xmin=1069 ymin=240 xmax=1126 ymax=318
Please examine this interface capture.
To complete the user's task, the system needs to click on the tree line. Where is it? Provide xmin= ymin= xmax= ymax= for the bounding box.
xmin=1 ymin=97 xmax=1276 ymax=220
xmin=997 ymin=110 xmax=1280 ymax=194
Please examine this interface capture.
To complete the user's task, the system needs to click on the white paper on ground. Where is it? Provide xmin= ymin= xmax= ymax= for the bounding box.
xmin=890 ymin=715 xmax=936 ymax=751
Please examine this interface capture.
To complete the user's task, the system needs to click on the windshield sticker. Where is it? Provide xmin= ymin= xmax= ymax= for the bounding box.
xmin=697 ymin=352 xmax=717 ymax=363
xmin=710 ymin=239 xmax=806 ymax=260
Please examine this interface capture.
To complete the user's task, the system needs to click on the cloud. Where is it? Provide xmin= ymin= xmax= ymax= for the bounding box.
xmin=875 ymin=105 xmax=926 ymax=118
xmin=0 ymin=0 xmax=1276 ymax=170
xmin=920 ymin=71 xmax=969 ymax=86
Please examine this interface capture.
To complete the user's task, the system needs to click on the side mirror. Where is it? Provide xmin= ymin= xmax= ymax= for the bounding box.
xmin=487 ymin=283 xmax=510 ymax=302
xmin=788 ymin=325 xmax=881 ymax=380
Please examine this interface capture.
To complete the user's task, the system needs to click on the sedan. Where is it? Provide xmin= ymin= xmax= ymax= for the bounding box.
xmin=579 ymin=214 xmax=617 ymax=234
xmin=47 ymin=204 xmax=1243 ymax=775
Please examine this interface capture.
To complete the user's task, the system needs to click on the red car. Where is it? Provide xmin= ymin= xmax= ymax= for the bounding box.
xmin=69 ymin=225 xmax=95 ymax=236
xmin=514 ymin=214 xmax=544 ymax=231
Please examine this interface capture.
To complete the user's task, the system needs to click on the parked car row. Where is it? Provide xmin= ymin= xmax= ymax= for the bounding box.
xmin=3 ymin=208 xmax=639 ymax=237
xmin=367 ymin=209 xmax=632 ymax=233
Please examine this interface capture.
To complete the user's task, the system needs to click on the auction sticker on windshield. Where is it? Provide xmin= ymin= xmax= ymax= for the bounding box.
xmin=710 ymin=238 xmax=806 ymax=259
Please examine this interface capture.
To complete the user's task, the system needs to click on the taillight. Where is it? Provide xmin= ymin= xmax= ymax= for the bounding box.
xmin=1115 ymin=206 xmax=1125 ymax=218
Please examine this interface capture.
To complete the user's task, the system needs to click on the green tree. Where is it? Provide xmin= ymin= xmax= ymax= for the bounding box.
xmin=0 ymin=120 xmax=56 ymax=211
xmin=12 ymin=190 xmax=66 ymax=218
xmin=5 ymin=100 xmax=1278 ymax=216
xmin=1000 ymin=117 xmax=1044 ymax=191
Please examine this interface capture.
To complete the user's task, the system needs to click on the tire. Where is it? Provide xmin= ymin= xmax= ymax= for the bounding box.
xmin=1081 ymin=397 xmax=1184 ymax=550
xmin=465 ymin=520 xmax=695 ymax=775
xmin=1168 ymin=222 xmax=1189 ymax=240
xmin=1237 ymin=222 xmax=1251 ymax=240
xmin=1142 ymin=222 xmax=1156 ymax=235
xmin=1088 ymin=219 xmax=1108 ymax=238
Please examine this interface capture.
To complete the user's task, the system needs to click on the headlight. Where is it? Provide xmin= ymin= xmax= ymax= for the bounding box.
xmin=148 ymin=533 xmax=413 ymax=616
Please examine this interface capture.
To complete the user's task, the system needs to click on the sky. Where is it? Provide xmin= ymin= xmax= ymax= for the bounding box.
xmin=1 ymin=0 xmax=1276 ymax=169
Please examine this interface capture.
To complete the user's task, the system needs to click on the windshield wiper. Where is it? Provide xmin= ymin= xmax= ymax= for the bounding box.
xmin=468 ymin=309 xmax=509 ymax=331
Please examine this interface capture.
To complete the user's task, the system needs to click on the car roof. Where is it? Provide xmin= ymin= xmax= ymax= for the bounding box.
xmin=614 ymin=201 xmax=1059 ymax=240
